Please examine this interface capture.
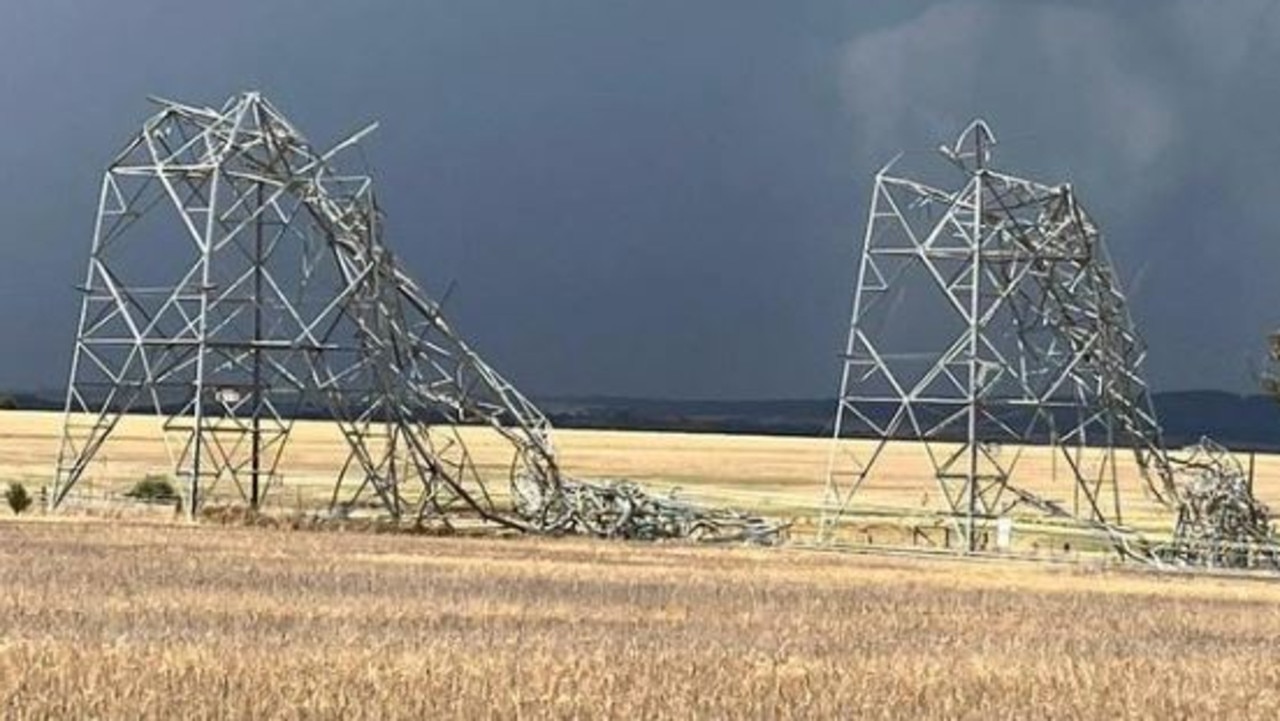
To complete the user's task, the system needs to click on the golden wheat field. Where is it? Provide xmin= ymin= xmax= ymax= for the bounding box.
xmin=9 ymin=409 xmax=1280 ymax=547
xmin=3 ymin=410 xmax=1280 ymax=717
xmin=2 ymin=518 xmax=1280 ymax=719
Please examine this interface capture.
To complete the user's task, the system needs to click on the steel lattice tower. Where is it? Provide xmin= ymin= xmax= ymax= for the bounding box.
xmin=50 ymin=91 xmax=783 ymax=545
xmin=52 ymin=92 xmax=561 ymax=526
xmin=821 ymin=121 xmax=1175 ymax=555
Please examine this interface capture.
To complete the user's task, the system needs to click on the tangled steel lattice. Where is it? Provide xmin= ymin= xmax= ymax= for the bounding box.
xmin=1163 ymin=439 xmax=1279 ymax=569
xmin=822 ymin=121 xmax=1278 ymax=566
xmin=51 ymin=92 xmax=780 ymax=544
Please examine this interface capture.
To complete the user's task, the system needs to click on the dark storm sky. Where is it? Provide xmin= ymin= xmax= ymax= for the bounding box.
xmin=0 ymin=1 xmax=1277 ymax=399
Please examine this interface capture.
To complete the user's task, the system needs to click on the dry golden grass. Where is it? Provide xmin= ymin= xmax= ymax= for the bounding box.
xmin=4 ymin=411 xmax=1280 ymax=717
xmin=6 ymin=410 xmax=1278 ymax=546
xmin=2 ymin=518 xmax=1279 ymax=719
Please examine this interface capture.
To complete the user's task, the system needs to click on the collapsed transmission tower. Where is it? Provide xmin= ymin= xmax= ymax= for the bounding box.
xmin=821 ymin=121 xmax=1176 ymax=557
xmin=1163 ymin=438 xmax=1279 ymax=569
xmin=51 ymin=92 xmax=781 ymax=543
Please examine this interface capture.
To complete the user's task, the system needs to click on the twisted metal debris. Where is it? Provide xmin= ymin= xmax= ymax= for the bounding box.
xmin=52 ymin=91 xmax=782 ymax=545
xmin=822 ymin=120 xmax=1170 ymax=554
xmin=820 ymin=120 xmax=1280 ymax=569
xmin=1163 ymin=438 xmax=1280 ymax=569
xmin=518 ymin=476 xmax=786 ymax=544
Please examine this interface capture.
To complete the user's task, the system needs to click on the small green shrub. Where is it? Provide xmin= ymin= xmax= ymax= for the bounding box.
xmin=125 ymin=475 xmax=179 ymax=503
xmin=5 ymin=482 xmax=32 ymax=515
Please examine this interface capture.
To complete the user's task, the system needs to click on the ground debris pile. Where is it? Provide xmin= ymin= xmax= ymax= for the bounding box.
xmin=1163 ymin=438 xmax=1280 ymax=570
xmin=516 ymin=475 xmax=787 ymax=545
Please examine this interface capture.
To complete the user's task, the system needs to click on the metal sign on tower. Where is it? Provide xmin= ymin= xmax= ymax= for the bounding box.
xmin=821 ymin=121 xmax=1178 ymax=558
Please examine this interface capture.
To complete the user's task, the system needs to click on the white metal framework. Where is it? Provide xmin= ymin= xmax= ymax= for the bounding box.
xmin=52 ymin=92 xmax=559 ymax=527
xmin=51 ymin=92 xmax=782 ymax=543
xmin=821 ymin=121 xmax=1174 ymax=556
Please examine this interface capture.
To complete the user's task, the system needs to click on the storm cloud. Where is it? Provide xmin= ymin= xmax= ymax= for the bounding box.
xmin=0 ymin=1 xmax=1276 ymax=399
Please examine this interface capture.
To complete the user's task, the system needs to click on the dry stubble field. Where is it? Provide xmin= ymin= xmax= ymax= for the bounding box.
xmin=8 ymin=410 xmax=1280 ymax=529
xmin=2 ymin=519 xmax=1280 ymax=719
xmin=2 ymin=410 xmax=1280 ymax=718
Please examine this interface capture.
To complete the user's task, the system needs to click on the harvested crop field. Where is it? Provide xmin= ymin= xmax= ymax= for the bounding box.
xmin=2 ymin=518 xmax=1279 ymax=719
xmin=9 ymin=410 xmax=1280 ymax=538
